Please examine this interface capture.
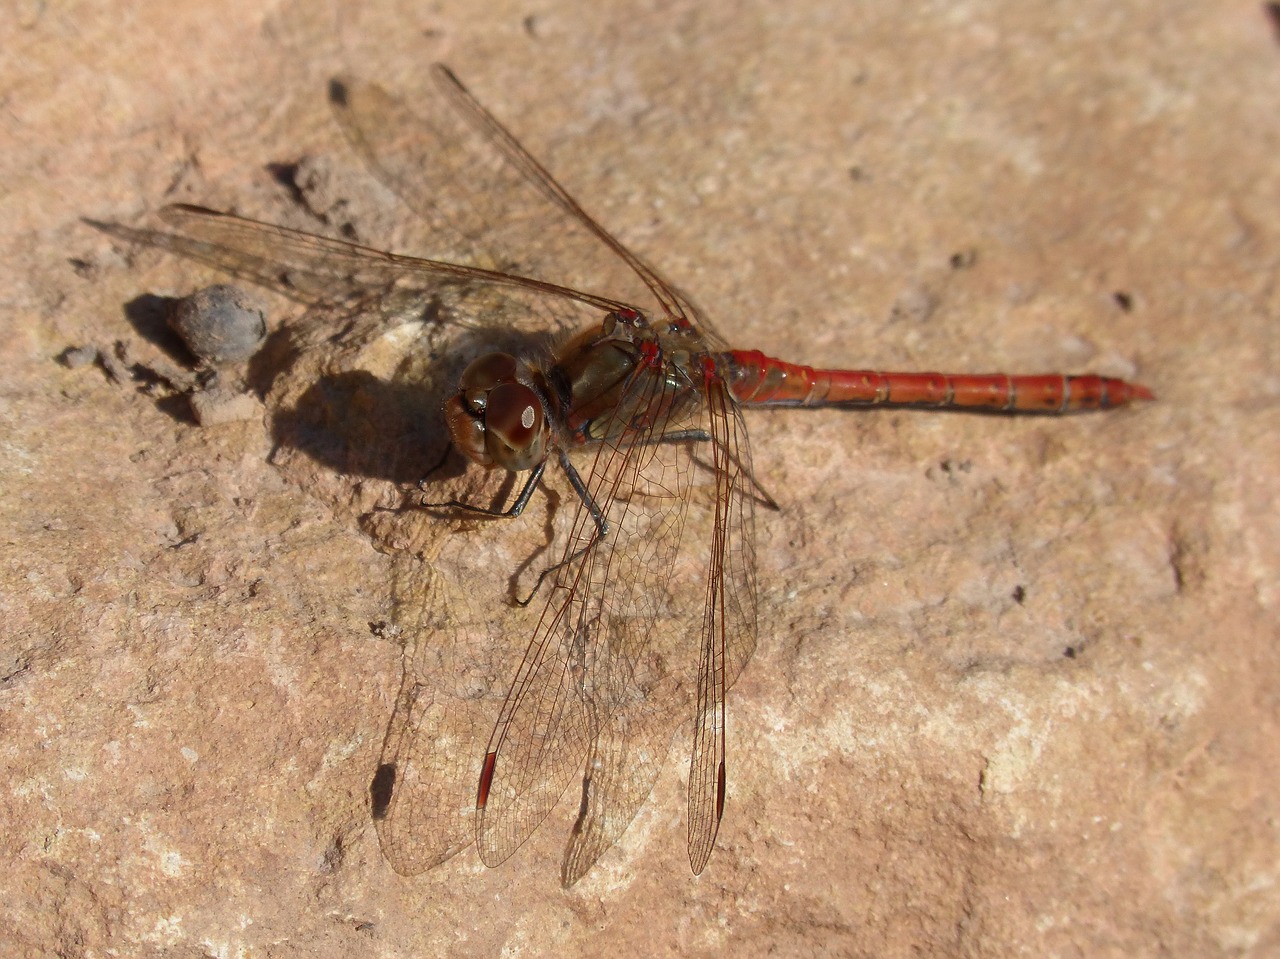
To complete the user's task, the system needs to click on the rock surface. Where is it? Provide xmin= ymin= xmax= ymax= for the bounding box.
xmin=3 ymin=1 xmax=1277 ymax=956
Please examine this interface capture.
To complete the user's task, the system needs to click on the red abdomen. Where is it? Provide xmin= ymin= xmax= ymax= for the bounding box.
xmin=720 ymin=350 xmax=1153 ymax=413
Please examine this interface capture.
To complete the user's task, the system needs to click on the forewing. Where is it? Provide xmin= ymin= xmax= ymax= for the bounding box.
xmin=327 ymin=67 xmax=681 ymax=319
xmin=469 ymin=554 xmax=594 ymax=869
xmin=153 ymin=205 xmax=632 ymax=313
xmin=476 ymin=349 xmax=714 ymax=879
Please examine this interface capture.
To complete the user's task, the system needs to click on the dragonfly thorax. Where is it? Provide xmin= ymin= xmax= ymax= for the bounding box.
xmin=444 ymin=351 xmax=549 ymax=471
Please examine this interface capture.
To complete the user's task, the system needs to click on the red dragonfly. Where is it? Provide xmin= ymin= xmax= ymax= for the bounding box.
xmin=126 ymin=65 xmax=1151 ymax=885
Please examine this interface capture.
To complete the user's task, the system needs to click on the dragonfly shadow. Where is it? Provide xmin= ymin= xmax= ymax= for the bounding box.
xmin=265 ymin=319 xmax=559 ymax=490
xmin=270 ymin=370 xmax=447 ymax=486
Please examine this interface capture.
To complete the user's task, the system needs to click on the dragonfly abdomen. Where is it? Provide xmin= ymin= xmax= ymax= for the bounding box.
xmin=722 ymin=350 xmax=1153 ymax=413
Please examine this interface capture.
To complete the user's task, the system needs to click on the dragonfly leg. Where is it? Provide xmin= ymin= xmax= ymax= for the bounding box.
xmin=515 ymin=448 xmax=610 ymax=608
xmin=686 ymin=434 xmax=779 ymax=511
xmin=738 ymin=460 xmax=780 ymax=511
xmin=421 ymin=460 xmax=547 ymax=519
xmin=558 ymin=448 xmax=608 ymax=538
xmin=413 ymin=442 xmax=454 ymax=491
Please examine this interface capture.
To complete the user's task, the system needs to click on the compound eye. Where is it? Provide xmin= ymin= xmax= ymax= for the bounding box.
xmin=483 ymin=382 xmax=547 ymax=471
xmin=443 ymin=394 xmax=491 ymax=466
xmin=460 ymin=352 xmax=518 ymax=391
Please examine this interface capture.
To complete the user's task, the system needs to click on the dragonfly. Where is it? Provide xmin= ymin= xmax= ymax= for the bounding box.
xmin=113 ymin=65 xmax=1152 ymax=886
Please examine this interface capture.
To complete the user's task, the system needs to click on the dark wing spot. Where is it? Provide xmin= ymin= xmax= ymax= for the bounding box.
xmin=370 ymin=763 xmax=396 ymax=819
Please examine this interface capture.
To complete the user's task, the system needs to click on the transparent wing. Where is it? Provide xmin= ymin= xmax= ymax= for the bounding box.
xmin=474 ymin=335 xmax=759 ymax=884
xmin=687 ymin=384 xmax=758 ymax=874
xmin=369 ymin=514 xmax=549 ymax=876
xmin=154 ymin=205 xmax=635 ymax=316
xmin=473 ymin=357 xmax=698 ymax=871
xmin=372 ymin=557 xmax=492 ymax=873
xmin=327 ymin=66 xmax=688 ymax=321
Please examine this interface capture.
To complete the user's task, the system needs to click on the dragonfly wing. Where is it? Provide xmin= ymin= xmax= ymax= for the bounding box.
xmin=325 ymin=68 xmax=674 ymax=317
xmin=559 ymin=695 xmax=683 ymax=886
xmin=153 ymin=205 xmax=632 ymax=313
xmin=328 ymin=74 xmax=504 ymax=269
xmin=430 ymin=65 xmax=706 ymax=321
xmin=471 ymin=577 xmax=594 ymax=868
xmin=86 ymin=212 xmax=369 ymax=306
xmin=372 ymin=557 xmax=504 ymax=874
xmin=476 ymin=349 xmax=716 ymax=880
xmin=687 ymin=384 xmax=758 ymax=874
xmin=560 ymin=605 xmax=699 ymax=886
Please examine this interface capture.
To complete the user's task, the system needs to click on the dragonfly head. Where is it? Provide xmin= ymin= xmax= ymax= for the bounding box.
xmin=444 ymin=351 xmax=549 ymax=472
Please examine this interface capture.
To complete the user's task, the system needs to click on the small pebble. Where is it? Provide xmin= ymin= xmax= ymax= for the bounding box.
xmin=60 ymin=345 xmax=100 ymax=368
xmin=98 ymin=344 xmax=132 ymax=385
xmin=188 ymin=385 xmax=263 ymax=426
xmin=168 ymin=285 xmax=267 ymax=365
